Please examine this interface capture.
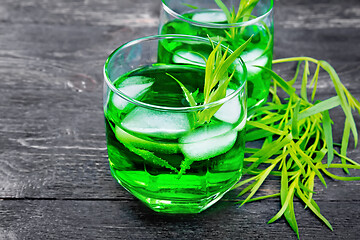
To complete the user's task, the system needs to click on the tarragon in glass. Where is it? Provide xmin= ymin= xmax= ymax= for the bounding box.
xmin=159 ymin=0 xmax=274 ymax=112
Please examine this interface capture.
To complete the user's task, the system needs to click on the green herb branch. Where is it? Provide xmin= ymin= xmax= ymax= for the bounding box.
xmin=232 ymin=57 xmax=360 ymax=239
xmin=215 ymin=0 xmax=260 ymax=40
xmin=169 ymin=36 xmax=252 ymax=126
xmin=168 ymin=37 xmax=251 ymax=179
xmin=185 ymin=0 xmax=261 ymax=41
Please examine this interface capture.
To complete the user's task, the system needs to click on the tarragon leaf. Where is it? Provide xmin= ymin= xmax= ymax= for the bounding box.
xmin=177 ymin=158 xmax=194 ymax=179
xmin=296 ymin=187 xmax=333 ymax=231
xmin=301 ymin=60 xmax=310 ymax=102
xmin=341 ymin=119 xmax=351 ymax=174
xmin=214 ymin=0 xmax=231 ymax=23
xmin=268 ymin=176 xmax=297 ymax=224
xmin=296 ymin=96 xmax=341 ymax=122
xmin=239 ymin=162 xmax=279 ymax=207
xmin=319 ymin=60 xmax=358 ymax=147
xmin=322 ymin=110 xmax=334 ymax=165
xmin=183 ymin=3 xmax=199 ymax=9
xmin=258 ymin=66 xmax=296 ymax=96
xmin=247 ymin=121 xmax=285 ymax=136
xmin=310 ymin=63 xmax=321 ymax=101
xmin=123 ymin=143 xmax=179 ymax=173
xmin=292 ymin=99 xmax=301 ymax=139
xmin=166 ymin=73 xmax=197 ymax=107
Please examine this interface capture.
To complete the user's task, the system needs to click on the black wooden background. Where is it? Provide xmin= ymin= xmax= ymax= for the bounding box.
xmin=1 ymin=0 xmax=359 ymax=239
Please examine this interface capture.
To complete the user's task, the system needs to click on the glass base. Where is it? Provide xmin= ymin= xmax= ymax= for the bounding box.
xmin=110 ymin=167 xmax=236 ymax=214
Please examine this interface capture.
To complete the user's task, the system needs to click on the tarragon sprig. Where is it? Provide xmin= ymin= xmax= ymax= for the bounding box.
xmin=215 ymin=0 xmax=260 ymax=40
xmin=184 ymin=0 xmax=260 ymax=41
xmin=169 ymin=36 xmax=252 ymax=126
xmin=232 ymin=57 xmax=360 ymax=239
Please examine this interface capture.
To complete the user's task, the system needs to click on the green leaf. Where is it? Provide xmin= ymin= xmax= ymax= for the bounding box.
xmin=321 ymin=168 xmax=360 ymax=181
xmin=204 ymin=42 xmax=220 ymax=98
xmin=341 ymin=119 xmax=351 ymax=174
xmin=285 ymin=195 xmax=300 ymax=239
xmin=319 ymin=60 xmax=358 ymax=147
xmin=310 ymin=63 xmax=321 ymax=101
xmin=343 ymin=85 xmax=360 ymax=112
xmin=166 ymin=73 xmax=197 ymax=107
xmin=214 ymin=36 xmax=253 ymax=81
xmin=247 ymin=121 xmax=286 ymax=136
xmin=305 ymin=171 xmax=316 ymax=208
xmin=288 ymin=145 xmax=306 ymax=176
xmin=301 ymin=61 xmax=310 ymax=102
xmin=237 ymin=181 xmax=257 ymax=198
xmin=320 ymin=164 xmax=360 ymax=170
xmin=214 ymin=0 xmax=231 ymax=23
xmin=197 ymin=36 xmax=252 ymax=125
xmin=236 ymin=193 xmax=280 ymax=203
xmin=232 ymin=175 xmax=259 ymax=189
xmin=309 ymin=197 xmax=321 ymax=214
xmin=334 ymin=150 xmax=360 ymax=166
xmin=292 ymin=99 xmax=301 ymax=139
xmin=289 ymin=60 xmax=303 ymax=85
xmin=322 ymin=110 xmax=334 ymax=165
xmin=123 ymin=143 xmax=179 ymax=173
xmin=183 ymin=3 xmax=199 ymax=9
xmin=208 ymin=68 xmax=234 ymax=103
xmin=298 ymin=181 xmax=316 ymax=194
xmin=245 ymin=129 xmax=274 ymax=141
xmin=268 ymin=176 xmax=297 ymax=224
xmin=259 ymin=66 xmax=296 ymax=96
xmin=245 ymin=135 xmax=293 ymax=173
xmin=240 ymin=162 xmax=279 ymax=207
xmin=252 ymin=104 xmax=287 ymax=114
xmin=279 ymin=160 xmax=299 ymax=237
xmin=280 ymin=161 xmax=289 ymax=203
xmin=292 ymin=143 xmax=327 ymax=187
xmin=296 ymin=187 xmax=333 ymax=231
xmin=209 ymin=47 xmax=230 ymax=91
xmin=236 ymin=0 xmax=260 ymax=21
xmin=288 ymin=96 xmax=341 ymax=124
xmin=177 ymin=158 xmax=194 ymax=179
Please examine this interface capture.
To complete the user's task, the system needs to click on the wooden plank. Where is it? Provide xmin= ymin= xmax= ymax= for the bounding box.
xmin=0 ymin=199 xmax=359 ymax=240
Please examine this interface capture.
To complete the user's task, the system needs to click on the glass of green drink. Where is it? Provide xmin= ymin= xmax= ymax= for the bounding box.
xmin=103 ymin=35 xmax=247 ymax=213
xmin=160 ymin=0 xmax=273 ymax=112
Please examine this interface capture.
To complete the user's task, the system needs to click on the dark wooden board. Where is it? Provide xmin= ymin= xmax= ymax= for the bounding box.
xmin=0 ymin=0 xmax=360 ymax=239
xmin=0 ymin=199 xmax=359 ymax=240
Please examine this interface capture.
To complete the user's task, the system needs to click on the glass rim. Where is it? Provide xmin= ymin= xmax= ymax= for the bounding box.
xmin=103 ymin=34 xmax=247 ymax=112
xmin=161 ymin=0 xmax=273 ymax=28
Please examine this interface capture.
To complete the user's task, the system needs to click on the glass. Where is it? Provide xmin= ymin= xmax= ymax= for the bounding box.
xmin=103 ymin=35 xmax=247 ymax=213
xmin=159 ymin=0 xmax=274 ymax=112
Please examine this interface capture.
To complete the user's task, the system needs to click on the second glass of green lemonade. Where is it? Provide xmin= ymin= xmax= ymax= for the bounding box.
xmin=160 ymin=0 xmax=274 ymax=112
xmin=104 ymin=35 xmax=247 ymax=213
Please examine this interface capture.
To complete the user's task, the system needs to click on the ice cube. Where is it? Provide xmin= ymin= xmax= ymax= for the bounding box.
xmin=192 ymin=12 xmax=227 ymax=23
xmin=173 ymin=50 xmax=206 ymax=66
xmin=240 ymin=49 xmax=269 ymax=77
xmin=214 ymin=89 xmax=242 ymax=124
xmin=241 ymin=49 xmax=264 ymax=62
xmin=114 ymin=126 xmax=180 ymax=154
xmin=246 ymin=56 xmax=269 ymax=77
xmin=121 ymin=107 xmax=192 ymax=139
xmin=112 ymin=76 xmax=154 ymax=110
xmin=179 ymin=123 xmax=237 ymax=160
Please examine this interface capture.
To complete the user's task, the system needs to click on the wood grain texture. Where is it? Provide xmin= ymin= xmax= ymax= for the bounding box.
xmin=0 ymin=199 xmax=359 ymax=240
xmin=0 ymin=0 xmax=359 ymax=239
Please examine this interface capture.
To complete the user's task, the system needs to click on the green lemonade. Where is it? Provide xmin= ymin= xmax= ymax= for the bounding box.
xmin=104 ymin=64 xmax=246 ymax=213
xmin=160 ymin=10 xmax=273 ymax=110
